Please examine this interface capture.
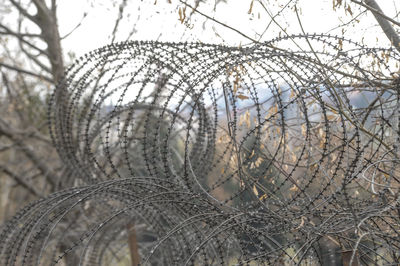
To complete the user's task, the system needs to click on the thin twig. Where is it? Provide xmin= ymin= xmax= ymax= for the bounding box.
xmin=178 ymin=0 xmax=259 ymax=43
xmin=0 ymin=62 xmax=53 ymax=82
xmin=0 ymin=164 xmax=43 ymax=197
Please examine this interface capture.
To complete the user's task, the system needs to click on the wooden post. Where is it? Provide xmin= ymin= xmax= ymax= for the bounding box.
xmin=127 ymin=223 xmax=140 ymax=266
xmin=342 ymin=250 xmax=359 ymax=266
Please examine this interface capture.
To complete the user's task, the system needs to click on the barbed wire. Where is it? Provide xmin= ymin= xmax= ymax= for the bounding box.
xmin=1 ymin=34 xmax=400 ymax=265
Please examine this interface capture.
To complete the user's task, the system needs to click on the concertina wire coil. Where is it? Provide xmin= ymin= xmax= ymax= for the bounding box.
xmin=1 ymin=34 xmax=400 ymax=265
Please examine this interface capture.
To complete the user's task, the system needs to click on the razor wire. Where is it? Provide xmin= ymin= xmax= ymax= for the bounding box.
xmin=1 ymin=34 xmax=400 ymax=265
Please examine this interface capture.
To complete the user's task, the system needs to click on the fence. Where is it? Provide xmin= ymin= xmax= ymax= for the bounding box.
xmin=1 ymin=34 xmax=400 ymax=265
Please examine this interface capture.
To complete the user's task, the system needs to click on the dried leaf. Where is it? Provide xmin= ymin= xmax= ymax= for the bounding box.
xmin=237 ymin=94 xmax=249 ymax=100
xmin=346 ymin=5 xmax=352 ymax=16
xmin=255 ymin=157 xmax=263 ymax=167
xmin=249 ymin=149 xmax=255 ymax=158
xmin=294 ymin=216 xmax=306 ymax=230
xmin=178 ymin=8 xmax=183 ymax=23
xmin=234 ymin=74 xmax=240 ymax=86
xmin=269 ymin=105 xmax=278 ymax=115
xmin=245 ymin=110 xmax=251 ymax=128
xmin=319 ymin=139 xmax=325 ymax=149
xmin=301 ymin=124 xmax=307 ymax=137
xmin=307 ymin=99 xmax=316 ymax=106
xmin=276 ymin=126 xmax=281 ymax=135
xmin=290 ymin=89 xmax=296 ymax=99
xmin=289 ymin=185 xmax=299 ymax=192
xmin=233 ymin=75 xmax=240 ymax=94
xmin=318 ymin=128 xmax=324 ymax=138
xmin=327 ymin=114 xmax=336 ymax=120
xmin=338 ymin=39 xmax=343 ymax=50
xmin=289 ymin=153 xmax=296 ymax=163
xmin=248 ymin=0 xmax=254 ymax=14
xmin=259 ymin=194 xmax=267 ymax=201
xmin=252 ymin=184 xmax=259 ymax=196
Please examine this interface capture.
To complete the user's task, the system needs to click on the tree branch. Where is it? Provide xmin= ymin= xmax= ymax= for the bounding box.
xmin=0 ymin=30 xmax=41 ymax=38
xmin=110 ymin=0 xmax=127 ymax=43
xmin=19 ymin=42 xmax=52 ymax=74
xmin=8 ymin=0 xmax=37 ymax=23
xmin=0 ymin=118 xmax=57 ymax=188
xmin=178 ymin=0 xmax=259 ymax=43
xmin=0 ymin=62 xmax=53 ymax=82
xmin=31 ymin=0 xmax=65 ymax=82
xmin=0 ymin=164 xmax=43 ymax=197
xmin=51 ymin=0 xmax=57 ymax=14
xmin=0 ymin=23 xmax=49 ymax=56
xmin=0 ymin=73 xmax=52 ymax=144
xmin=351 ymin=0 xmax=400 ymax=52
xmin=351 ymin=0 xmax=400 ymax=27
xmin=32 ymin=0 xmax=49 ymax=17
xmin=60 ymin=12 xmax=87 ymax=40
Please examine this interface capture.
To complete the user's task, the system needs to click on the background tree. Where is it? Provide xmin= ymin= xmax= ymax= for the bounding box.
xmin=0 ymin=0 xmax=65 ymax=222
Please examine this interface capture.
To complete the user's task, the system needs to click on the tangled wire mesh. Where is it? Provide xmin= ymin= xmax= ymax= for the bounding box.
xmin=1 ymin=34 xmax=400 ymax=265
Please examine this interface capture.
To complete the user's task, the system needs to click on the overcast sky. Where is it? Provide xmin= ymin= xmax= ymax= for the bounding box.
xmin=57 ymin=0 xmax=398 ymax=58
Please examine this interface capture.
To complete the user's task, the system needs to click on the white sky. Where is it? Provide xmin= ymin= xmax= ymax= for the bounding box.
xmin=56 ymin=0 xmax=399 ymax=59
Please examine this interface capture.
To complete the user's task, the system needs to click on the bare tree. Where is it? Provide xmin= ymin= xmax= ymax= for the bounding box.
xmin=0 ymin=0 xmax=64 ymax=220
